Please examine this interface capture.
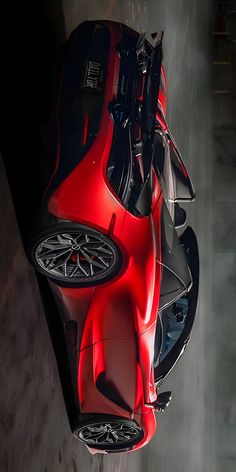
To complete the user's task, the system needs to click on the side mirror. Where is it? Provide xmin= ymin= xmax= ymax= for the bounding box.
xmin=154 ymin=391 xmax=172 ymax=412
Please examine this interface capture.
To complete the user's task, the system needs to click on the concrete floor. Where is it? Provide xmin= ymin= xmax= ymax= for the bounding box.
xmin=0 ymin=1 xmax=228 ymax=471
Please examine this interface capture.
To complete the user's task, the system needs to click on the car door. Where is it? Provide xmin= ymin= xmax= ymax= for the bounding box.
xmin=154 ymin=226 xmax=199 ymax=386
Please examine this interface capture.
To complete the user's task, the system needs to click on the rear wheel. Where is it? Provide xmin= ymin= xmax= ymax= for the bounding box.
xmin=75 ymin=417 xmax=144 ymax=451
xmin=29 ymin=222 xmax=121 ymax=287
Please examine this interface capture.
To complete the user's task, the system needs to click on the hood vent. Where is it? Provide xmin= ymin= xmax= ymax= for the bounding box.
xmin=96 ymin=372 xmax=133 ymax=413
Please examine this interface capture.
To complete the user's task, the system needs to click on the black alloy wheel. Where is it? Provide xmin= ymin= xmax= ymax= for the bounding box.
xmin=29 ymin=223 xmax=121 ymax=287
xmin=75 ymin=417 xmax=144 ymax=450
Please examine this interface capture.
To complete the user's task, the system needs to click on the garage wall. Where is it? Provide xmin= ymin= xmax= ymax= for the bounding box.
xmin=213 ymin=3 xmax=236 ymax=471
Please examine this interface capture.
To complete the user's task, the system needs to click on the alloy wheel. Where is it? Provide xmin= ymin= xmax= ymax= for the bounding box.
xmin=78 ymin=420 xmax=142 ymax=447
xmin=33 ymin=228 xmax=120 ymax=285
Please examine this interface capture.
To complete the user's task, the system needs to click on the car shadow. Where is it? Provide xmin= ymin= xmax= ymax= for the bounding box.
xmin=0 ymin=0 xmax=66 ymax=239
xmin=0 ymin=0 xmax=81 ymax=432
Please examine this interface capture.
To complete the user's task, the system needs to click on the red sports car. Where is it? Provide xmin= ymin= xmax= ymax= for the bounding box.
xmin=28 ymin=21 xmax=199 ymax=454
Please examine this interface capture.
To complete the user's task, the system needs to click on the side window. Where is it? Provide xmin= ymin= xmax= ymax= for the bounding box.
xmin=168 ymin=142 xmax=195 ymax=201
xmin=154 ymin=296 xmax=189 ymax=368
xmin=153 ymin=134 xmax=176 ymax=220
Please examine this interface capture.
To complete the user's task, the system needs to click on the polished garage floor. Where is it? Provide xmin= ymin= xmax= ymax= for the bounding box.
xmin=1 ymin=1 xmax=234 ymax=471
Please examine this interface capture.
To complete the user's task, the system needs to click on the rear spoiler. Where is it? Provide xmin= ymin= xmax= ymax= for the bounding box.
xmin=141 ymin=33 xmax=164 ymax=181
xmin=142 ymin=32 xmax=163 ymax=136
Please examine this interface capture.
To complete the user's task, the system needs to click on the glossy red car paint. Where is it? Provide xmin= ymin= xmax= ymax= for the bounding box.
xmin=42 ymin=21 xmax=183 ymax=454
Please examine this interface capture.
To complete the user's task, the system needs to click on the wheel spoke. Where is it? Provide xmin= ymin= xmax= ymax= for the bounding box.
xmin=62 ymin=251 xmax=75 ymax=276
xmin=91 ymin=258 xmax=108 ymax=270
xmin=87 ymin=426 xmax=103 ymax=433
xmin=60 ymin=233 xmax=74 ymax=242
xmin=98 ymin=257 xmax=109 ymax=267
xmin=85 ymin=248 xmax=112 ymax=259
xmin=41 ymin=242 xmax=66 ymax=250
xmin=70 ymin=254 xmax=89 ymax=277
xmin=79 ymin=249 xmax=106 ymax=270
xmin=111 ymin=431 xmax=119 ymax=441
xmin=83 ymin=248 xmax=99 ymax=257
xmin=82 ymin=248 xmax=110 ymax=267
xmin=97 ymin=245 xmax=113 ymax=255
xmin=40 ymin=247 xmax=71 ymax=260
xmin=117 ymin=431 xmax=131 ymax=439
xmin=89 ymin=262 xmax=94 ymax=276
xmin=120 ymin=427 xmax=136 ymax=435
xmin=49 ymin=250 xmax=73 ymax=270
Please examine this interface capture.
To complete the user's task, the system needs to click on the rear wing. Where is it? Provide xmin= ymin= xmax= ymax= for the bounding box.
xmin=142 ymin=31 xmax=163 ymax=137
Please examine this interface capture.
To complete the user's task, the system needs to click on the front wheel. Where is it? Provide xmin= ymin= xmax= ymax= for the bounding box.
xmin=28 ymin=222 xmax=122 ymax=287
xmin=75 ymin=416 xmax=144 ymax=451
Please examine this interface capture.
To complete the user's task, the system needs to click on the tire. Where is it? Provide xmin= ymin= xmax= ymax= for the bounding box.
xmin=28 ymin=222 xmax=122 ymax=288
xmin=74 ymin=415 xmax=144 ymax=451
